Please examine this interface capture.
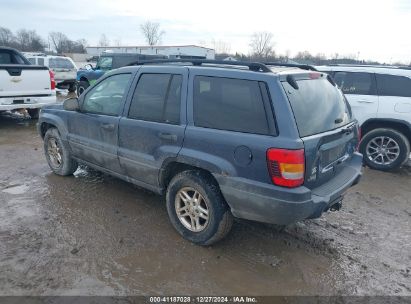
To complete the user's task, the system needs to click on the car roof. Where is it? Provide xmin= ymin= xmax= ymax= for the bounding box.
xmin=316 ymin=65 xmax=411 ymax=77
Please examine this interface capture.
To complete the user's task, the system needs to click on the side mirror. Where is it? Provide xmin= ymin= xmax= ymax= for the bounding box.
xmin=63 ymin=98 xmax=80 ymax=111
xmin=84 ymin=64 xmax=93 ymax=70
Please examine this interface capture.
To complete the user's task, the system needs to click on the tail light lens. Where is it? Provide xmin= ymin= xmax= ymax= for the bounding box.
xmin=49 ymin=70 xmax=56 ymax=90
xmin=267 ymin=148 xmax=305 ymax=188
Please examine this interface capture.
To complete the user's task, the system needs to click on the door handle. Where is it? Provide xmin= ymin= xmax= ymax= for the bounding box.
xmin=357 ymin=99 xmax=374 ymax=103
xmin=101 ymin=123 xmax=115 ymax=131
xmin=158 ymin=132 xmax=177 ymax=141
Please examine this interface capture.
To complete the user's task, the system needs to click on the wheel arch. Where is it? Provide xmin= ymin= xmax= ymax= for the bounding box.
xmin=361 ymin=118 xmax=411 ymax=144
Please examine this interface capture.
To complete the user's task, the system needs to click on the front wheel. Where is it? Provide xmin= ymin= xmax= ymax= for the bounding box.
xmin=166 ymin=170 xmax=233 ymax=246
xmin=360 ymin=128 xmax=410 ymax=171
xmin=44 ymin=128 xmax=78 ymax=176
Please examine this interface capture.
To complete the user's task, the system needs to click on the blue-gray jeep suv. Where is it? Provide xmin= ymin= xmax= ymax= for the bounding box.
xmin=38 ymin=60 xmax=362 ymax=245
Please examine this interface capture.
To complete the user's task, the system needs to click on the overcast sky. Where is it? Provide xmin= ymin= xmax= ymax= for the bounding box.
xmin=1 ymin=0 xmax=410 ymax=63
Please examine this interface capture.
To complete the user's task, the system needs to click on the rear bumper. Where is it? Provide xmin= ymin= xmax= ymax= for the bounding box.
xmin=0 ymin=95 xmax=57 ymax=111
xmin=215 ymin=152 xmax=363 ymax=225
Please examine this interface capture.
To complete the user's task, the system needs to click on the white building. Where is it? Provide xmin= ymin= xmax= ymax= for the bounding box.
xmin=85 ymin=45 xmax=215 ymax=59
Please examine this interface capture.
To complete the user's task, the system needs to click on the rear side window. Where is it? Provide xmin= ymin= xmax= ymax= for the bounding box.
xmin=193 ymin=76 xmax=270 ymax=135
xmin=37 ymin=58 xmax=44 ymax=66
xmin=49 ymin=58 xmax=75 ymax=69
xmin=376 ymin=74 xmax=411 ymax=97
xmin=128 ymin=74 xmax=182 ymax=124
xmin=282 ymin=78 xmax=352 ymax=137
xmin=28 ymin=58 xmax=36 ymax=64
xmin=333 ymin=72 xmax=376 ymax=95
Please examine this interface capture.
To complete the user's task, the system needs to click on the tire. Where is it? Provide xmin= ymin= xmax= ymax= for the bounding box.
xmin=68 ymin=83 xmax=76 ymax=93
xmin=27 ymin=108 xmax=39 ymax=119
xmin=77 ymin=80 xmax=89 ymax=97
xmin=44 ymin=128 xmax=78 ymax=176
xmin=360 ymin=128 xmax=410 ymax=171
xmin=166 ymin=170 xmax=233 ymax=246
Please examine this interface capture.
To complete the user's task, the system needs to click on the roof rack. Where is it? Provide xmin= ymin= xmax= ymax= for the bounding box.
xmin=127 ymin=59 xmax=272 ymax=72
xmin=264 ymin=62 xmax=318 ymax=71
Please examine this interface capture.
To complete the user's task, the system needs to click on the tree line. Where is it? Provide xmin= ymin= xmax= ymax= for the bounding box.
xmin=0 ymin=27 xmax=87 ymax=54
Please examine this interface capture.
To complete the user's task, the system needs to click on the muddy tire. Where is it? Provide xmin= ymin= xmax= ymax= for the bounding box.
xmin=27 ymin=108 xmax=39 ymax=119
xmin=77 ymin=80 xmax=89 ymax=97
xmin=360 ymin=128 xmax=410 ymax=171
xmin=44 ymin=128 xmax=78 ymax=176
xmin=166 ymin=170 xmax=233 ymax=246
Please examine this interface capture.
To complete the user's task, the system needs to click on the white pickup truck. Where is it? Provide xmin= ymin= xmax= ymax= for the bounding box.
xmin=0 ymin=47 xmax=56 ymax=118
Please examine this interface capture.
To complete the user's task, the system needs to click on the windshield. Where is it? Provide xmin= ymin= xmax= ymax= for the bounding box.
xmin=97 ymin=57 xmax=113 ymax=70
xmin=49 ymin=57 xmax=75 ymax=69
xmin=282 ymin=77 xmax=352 ymax=137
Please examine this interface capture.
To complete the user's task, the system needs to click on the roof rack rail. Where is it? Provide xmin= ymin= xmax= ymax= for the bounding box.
xmin=264 ymin=62 xmax=318 ymax=71
xmin=127 ymin=59 xmax=272 ymax=72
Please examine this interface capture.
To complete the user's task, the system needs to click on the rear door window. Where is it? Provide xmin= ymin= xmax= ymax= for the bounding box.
xmin=128 ymin=73 xmax=182 ymax=124
xmin=282 ymin=78 xmax=352 ymax=137
xmin=333 ymin=72 xmax=376 ymax=95
xmin=376 ymin=74 xmax=411 ymax=97
xmin=193 ymin=76 xmax=270 ymax=135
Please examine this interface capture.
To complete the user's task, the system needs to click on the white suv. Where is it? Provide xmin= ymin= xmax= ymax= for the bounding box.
xmin=24 ymin=54 xmax=78 ymax=92
xmin=317 ymin=65 xmax=411 ymax=171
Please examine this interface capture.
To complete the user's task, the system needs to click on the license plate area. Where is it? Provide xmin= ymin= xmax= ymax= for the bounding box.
xmin=321 ymin=144 xmax=347 ymax=167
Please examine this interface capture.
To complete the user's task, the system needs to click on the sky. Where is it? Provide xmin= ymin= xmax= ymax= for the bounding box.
xmin=1 ymin=0 xmax=410 ymax=63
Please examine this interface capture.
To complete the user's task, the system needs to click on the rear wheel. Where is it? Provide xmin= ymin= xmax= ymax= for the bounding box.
xmin=27 ymin=108 xmax=39 ymax=119
xmin=360 ymin=128 xmax=410 ymax=171
xmin=166 ymin=170 xmax=233 ymax=245
xmin=77 ymin=80 xmax=89 ymax=96
xmin=44 ymin=128 xmax=78 ymax=176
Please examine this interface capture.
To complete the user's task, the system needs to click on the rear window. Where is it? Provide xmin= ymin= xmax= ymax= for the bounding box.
xmin=376 ymin=74 xmax=411 ymax=97
xmin=49 ymin=58 xmax=75 ymax=69
xmin=193 ymin=76 xmax=270 ymax=135
xmin=282 ymin=78 xmax=352 ymax=137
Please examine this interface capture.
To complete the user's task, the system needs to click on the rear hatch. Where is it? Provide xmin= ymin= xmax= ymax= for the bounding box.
xmin=281 ymin=72 xmax=359 ymax=189
xmin=0 ymin=65 xmax=53 ymax=97
xmin=49 ymin=57 xmax=77 ymax=82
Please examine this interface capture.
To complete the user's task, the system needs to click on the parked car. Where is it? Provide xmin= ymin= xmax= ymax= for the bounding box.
xmin=317 ymin=65 xmax=411 ymax=171
xmin=38 ymin=60 xmax=362 ymax=245
xmin=24 ymin=54 xmax=78 ymax=92
xmin=76 ymin=53 xmax=167 ymax=96
xmin=0 ymin=47 xmax=56 ymax=118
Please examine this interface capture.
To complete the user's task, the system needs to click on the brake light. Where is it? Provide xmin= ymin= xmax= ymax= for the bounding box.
xmin=309 ymin=72 xmax=321 ymax=79
xmin=49 ymin=70 xmax=56 ymax=90
xmin=267 ymin=148 xmax=305 ymax=188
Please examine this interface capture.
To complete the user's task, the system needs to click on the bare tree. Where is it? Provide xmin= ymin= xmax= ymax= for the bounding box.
xmin=140 ymin=21 xmax=164 ymax=46
xmin=98 ymin=34 xmax=110 ymax=47
xmin=0 ymin=27 xmax=15 ymax=47
xmin=211 ymin=39 xmax=231 ymax=54
xmin=49 ymin=32 xmax=69 ymax=54
xmin=16 ymin=29 xmax=45 ymax=52
xmin=249 ymin=32 xmax=275 ymax=59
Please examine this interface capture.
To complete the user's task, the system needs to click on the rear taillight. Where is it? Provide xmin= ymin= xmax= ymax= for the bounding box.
xmin=49 ymin=70 xmax=56 ymax=90
xmin=266 ymin=148 xmax=305 ymax=188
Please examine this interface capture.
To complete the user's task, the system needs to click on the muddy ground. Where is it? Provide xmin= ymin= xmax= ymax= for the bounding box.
xmin=0 ymin=106 xmax=410 ymax=296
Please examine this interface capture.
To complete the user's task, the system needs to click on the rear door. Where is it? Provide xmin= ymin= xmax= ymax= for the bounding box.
xmin=332 ymin=71 xmax=378 ymax=125
xmin=281 ymin=74 xmax=359 ymax=189
xmin=118 ymin=66 xmax=187 ymax=188
xmin=67 ymin=72 xmax=132 ymax=173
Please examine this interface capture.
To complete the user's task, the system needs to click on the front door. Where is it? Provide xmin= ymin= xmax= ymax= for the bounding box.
xmin=118 ymin=66 xmax=188 ymax=188
xmin=67 ymin=72 xmax=133 ymax=173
